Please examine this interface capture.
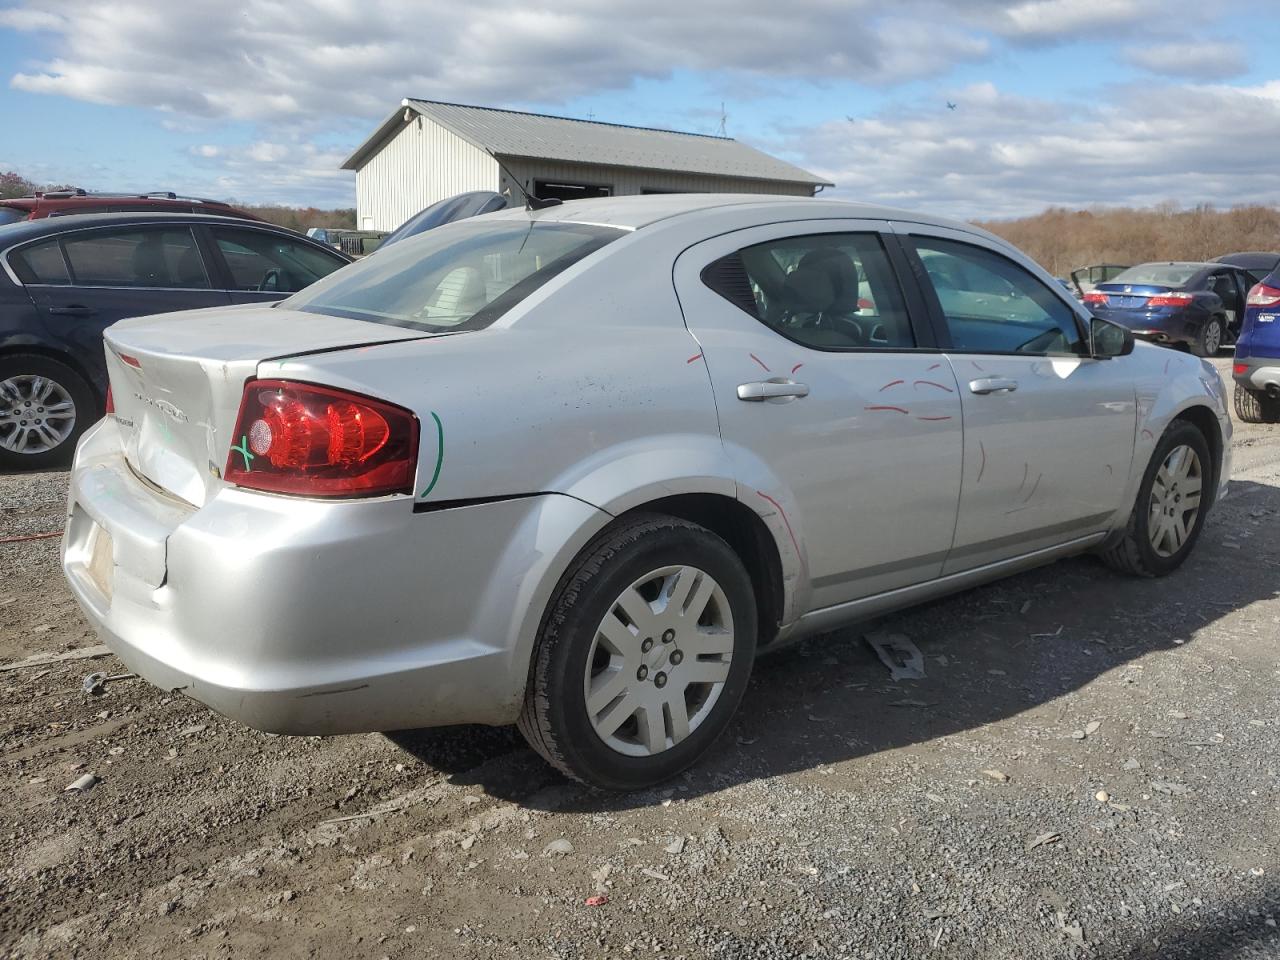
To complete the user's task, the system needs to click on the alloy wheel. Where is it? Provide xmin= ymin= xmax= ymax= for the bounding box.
xmin=1202 ymin=321 xmax=1221 ymax=355
xmin=0 ymin=375 xmax=77 ymax=455
xmin=1147 ymin=443 xmax=1202 ymax=558
xmin=584 ymin=564 xmax=734 ymax=757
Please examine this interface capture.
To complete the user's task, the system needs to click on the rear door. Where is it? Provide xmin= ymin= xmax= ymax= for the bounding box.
xmin=204 ymin=225 xmax=347 ymax=304
xmin=14 ymin=225 xmax=230 ymax=380
xmin=675 ymin=220 xmax=963 ymax=611
xmin=899 ymin=226 xmax=1136 ymax=573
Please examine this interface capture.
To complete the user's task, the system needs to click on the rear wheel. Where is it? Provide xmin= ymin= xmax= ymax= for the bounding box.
xmin=518 ymin=515 xmax=756 ymax=790
xmin=1190 ymin=316 xmax=1223 ymax=358
xmin=0 ymin=355 xmax=95 ymax=469
xmin=1101 ymin=421 xmax=1212 ymax=577
xmin=1234 ymin=383 xmax=1280 ymax=424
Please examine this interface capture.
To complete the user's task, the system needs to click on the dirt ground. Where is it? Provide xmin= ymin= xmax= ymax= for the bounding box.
xmin=2 ymin=356 xmax=1279 ymax=960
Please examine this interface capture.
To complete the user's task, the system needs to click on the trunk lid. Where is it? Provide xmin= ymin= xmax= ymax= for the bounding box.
xmin=103 ymin=304 xmax=432 ymax=506
xmin=1092 ymin=283 xmax=1171 ymax=309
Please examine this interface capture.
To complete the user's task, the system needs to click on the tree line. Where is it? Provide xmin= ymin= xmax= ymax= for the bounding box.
xmin=976 ymin=204 xmax=1280 ymax=276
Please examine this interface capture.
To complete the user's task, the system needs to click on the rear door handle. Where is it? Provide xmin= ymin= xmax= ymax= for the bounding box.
xmin=47 ymin=305 xmax=97 ymax=317
xmin=968 ymin=377 xmax=1018 ymax=395
xmin=737 ymin=379 xmax=810 ymax=402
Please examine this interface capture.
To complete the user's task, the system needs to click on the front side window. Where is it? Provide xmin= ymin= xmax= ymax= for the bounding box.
xmin=912 ymin=237 xmax=1084 ymax=355
xmin=11 ymin=238 xmax=71 ymax=285
xmin=702 ymin=232 xmax=914 ymax=350
xmin=285 ymin=220 xmax=624 ymax=332
xmin=212 ymin=228 xmax=345 ymax=293
xmin=60 ymin=228 xmax=210 ymax=289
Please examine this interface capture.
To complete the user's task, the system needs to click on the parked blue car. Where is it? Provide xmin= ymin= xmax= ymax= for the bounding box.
xmin=1083 ymin=261 xmax=1252 ymax=358
xmin=0 ymin=212 xmax=350 ymax=468
xmin=1233 ymin=268 xmax=1280 ymax=423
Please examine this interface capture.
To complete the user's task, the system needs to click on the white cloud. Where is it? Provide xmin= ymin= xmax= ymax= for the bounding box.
xmin=1126 ymin=41 xmax=1246 ymax=80
xmin=794 ymin=81 xmax=1280 ymax=219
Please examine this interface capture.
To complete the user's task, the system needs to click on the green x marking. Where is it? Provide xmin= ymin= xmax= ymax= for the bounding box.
xmin=231 ymin=435 xmax=255 ymax=471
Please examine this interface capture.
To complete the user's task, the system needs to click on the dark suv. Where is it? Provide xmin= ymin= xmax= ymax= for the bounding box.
xmin=0 ymin=190 xmax=261 ymax=226
xmin=0 ymin=213 xmax=350 ymax=467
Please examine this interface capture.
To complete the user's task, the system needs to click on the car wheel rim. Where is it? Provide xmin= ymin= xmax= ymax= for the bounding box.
xmin=1147 ymin=444 xmax=1202 ymax=558
xmin=1204 ymin=322 xmax=1220 ymax=354
xmin=0 ymin=375 xmax=77 ymax=455
xmin=584 ymin=564 xmax=734 ymax=758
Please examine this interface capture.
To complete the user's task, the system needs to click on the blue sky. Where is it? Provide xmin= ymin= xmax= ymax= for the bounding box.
xmin=2 ymin=1 xmax=1278 ymax=218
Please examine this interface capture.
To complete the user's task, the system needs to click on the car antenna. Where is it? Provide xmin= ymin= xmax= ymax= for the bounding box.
xmin=487 ymin=149 xmax=561 ymax=211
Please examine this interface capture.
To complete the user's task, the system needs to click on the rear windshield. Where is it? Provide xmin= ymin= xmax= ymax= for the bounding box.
xmin=0 ymin=206 xmax=29 ymax=226
xmin=1109 ymin=264 xmax=1200 ymax=288
xmin=284 ymin=219 xmax=624 ymax=332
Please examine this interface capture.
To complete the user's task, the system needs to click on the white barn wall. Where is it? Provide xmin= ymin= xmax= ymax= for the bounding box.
xmin=495 ymin=157 xmax=815 ymax=199
xmin=354 ymin=116 xmax=498 ymax=231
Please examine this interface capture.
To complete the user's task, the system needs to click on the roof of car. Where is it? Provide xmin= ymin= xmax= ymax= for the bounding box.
xmin=0 ymin=211 xmax=304 ymax=245
xmin=481 ymin=193 xmax=984 ymax=235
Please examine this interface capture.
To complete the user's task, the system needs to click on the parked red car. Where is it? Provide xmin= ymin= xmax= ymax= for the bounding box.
xmin=0 ymin=190 xmax=261 ymax=226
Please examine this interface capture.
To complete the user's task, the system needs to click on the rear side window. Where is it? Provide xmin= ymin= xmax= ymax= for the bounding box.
xmin=702 ymin=232 xmax=914 ymax=350
xmin=285 ymin=220 xmax=624 ymax=332
xmin=212 ymin=227 xmax=346 ymax=293
xmin=11 ymin=239 xmax=71 ymax=285
xmin=912 ymin=237 xmax=1085 ymax=355
xmin=61 ymin=228 xmax=210 ymax=289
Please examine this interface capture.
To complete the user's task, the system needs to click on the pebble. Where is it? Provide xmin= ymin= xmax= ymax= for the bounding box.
xmin=1095 ymin=791 xmax=1110 ymax=803
xmin=983 ymin=769 xmax=1010 ymax=782
xmin=665 ymin=836 xmax=685 ymax=855
xmin=1085 ymin=720 xmax=1102 ymax=735
xmin=542 ymin=839 xmax=573 ymax=856
xmin=1071 ymin=730 xmax=1087 ymax=740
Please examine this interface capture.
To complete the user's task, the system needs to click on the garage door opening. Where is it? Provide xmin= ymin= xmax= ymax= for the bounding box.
xmin=533 ymin=181 xmax=613 ymax=202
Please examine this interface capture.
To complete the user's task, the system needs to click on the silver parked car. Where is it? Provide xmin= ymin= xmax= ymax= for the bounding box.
xmin=62 ymin=195 xmax=1231 ymax=790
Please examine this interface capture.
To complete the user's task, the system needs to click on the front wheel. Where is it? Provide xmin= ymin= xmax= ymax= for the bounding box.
xmin=518 ymin=515 xmax=756 ymax=790
xmin=1234 ymin=383 xmax=1280 ymax=424
xmin=1101 ymin=421 xmax=1212 ymax=577
xmin=0 ymin=354 xmax=96 ymax=470
xmin=1190 ymin=317 xmax=1223 ymax=358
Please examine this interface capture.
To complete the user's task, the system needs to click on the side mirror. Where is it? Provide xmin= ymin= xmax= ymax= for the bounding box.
xmin=1090 ymin=316 xmax=1134 ymax=358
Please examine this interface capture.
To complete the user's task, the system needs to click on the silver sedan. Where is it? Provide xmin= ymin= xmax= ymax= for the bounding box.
xmin=61 ymin=195 xmax=1231 ymax=789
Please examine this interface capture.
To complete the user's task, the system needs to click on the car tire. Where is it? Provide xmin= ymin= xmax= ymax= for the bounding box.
xmin=518 ymin=514 xmax=757 ymax=790
xmin=1100 ymin=421 xmax=1213 ymax=577
xmin=1233 ymin=383 xmax=1280 ymax=424
xmin=0 ymin=354 xmax=97 ymax=470
xmin=1190 ymin=316 xmax=1223 ymax=358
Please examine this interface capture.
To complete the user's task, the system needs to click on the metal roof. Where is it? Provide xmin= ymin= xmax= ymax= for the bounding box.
xmin=342 ymin=100 xmax=831 ymax=187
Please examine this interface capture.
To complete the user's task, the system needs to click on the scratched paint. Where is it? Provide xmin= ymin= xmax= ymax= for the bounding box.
xmin=864 ymin=405 xmax=910 ymax=414
xmin=749 ymin=353 xmax=770 ymax=372
xmin=1141 ymin=428 xmax=1154 ymax=441
xmin=879 ymin=379 xmax=905 ymax=392
xmin=912 ymin=379 xmax=954 ymax=393
xmin=791 ymin=363 xmax=804 ymax=374
xmin=686 ymin=353 xmax=703 ymax=364
xmin=1022 ymin=473 xmax=1042 ymax=503
xmin=419 ymin=412 xmax=445 ymax=498
xmin=915 ymin=415 xmax=953 ymax=421
xmin=756 ymin=489 xmax=801 ymax=559
xmin=927 ymin=362 xmax=942 ymax=371
xmin=977 ymin=441 xmax=987 ymax=483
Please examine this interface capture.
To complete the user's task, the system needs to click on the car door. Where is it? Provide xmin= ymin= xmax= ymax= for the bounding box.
xmin=15 ymin=225 xmax=230 ymax=380
xmin=899 ymin=225 xmax=1136 ymax=573
xmin=205 ymin=225 xmax=348 ymax=304
xmin=674 ymin=222 xmax=963 ymax=611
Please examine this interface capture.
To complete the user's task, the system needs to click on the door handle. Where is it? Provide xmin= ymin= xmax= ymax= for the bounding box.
xmin=737 ymin=379 xmax=810 ymax=402
xmin=47 ymin=305 xmax=97 ymax=317
xmin=968 ymin=377 xmax=1018 ymax=395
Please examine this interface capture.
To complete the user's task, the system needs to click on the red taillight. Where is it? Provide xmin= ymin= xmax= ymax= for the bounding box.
xmin=224 ymin=380 xmax=418 ymax=498
xmin=1247 ymin=283 xmax=1280 ymax=307
xmin=1147 ymin=292 xmax=1193 ymax=307
xmin=105 ymin=386 xmax=114 ymax=416
xmin=1234 ymin=363 xmax=1249 ymax=376
xmin=1082 ymin=291 xmax=1108 ymax=305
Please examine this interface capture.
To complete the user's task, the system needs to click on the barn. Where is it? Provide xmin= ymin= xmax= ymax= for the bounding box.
xmin=341 ymin=99 xmax=833 ymax=232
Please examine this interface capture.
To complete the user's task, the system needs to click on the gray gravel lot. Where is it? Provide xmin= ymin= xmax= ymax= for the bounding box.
xmin=2 ymin=356 xmax=1279 ymax=959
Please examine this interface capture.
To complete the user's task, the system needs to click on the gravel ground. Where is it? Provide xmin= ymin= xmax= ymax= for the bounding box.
xmin=2 ymin=357 xmax=1279 ymax=959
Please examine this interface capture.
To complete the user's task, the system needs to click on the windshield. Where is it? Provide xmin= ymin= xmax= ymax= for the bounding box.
xmin=284 ymin=219 xmax=624 ymax=332
xmin=1109 ymin=264 xmax=1200 ymax=288
xmin=0 ymin=206 xmax=29 ymax=226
